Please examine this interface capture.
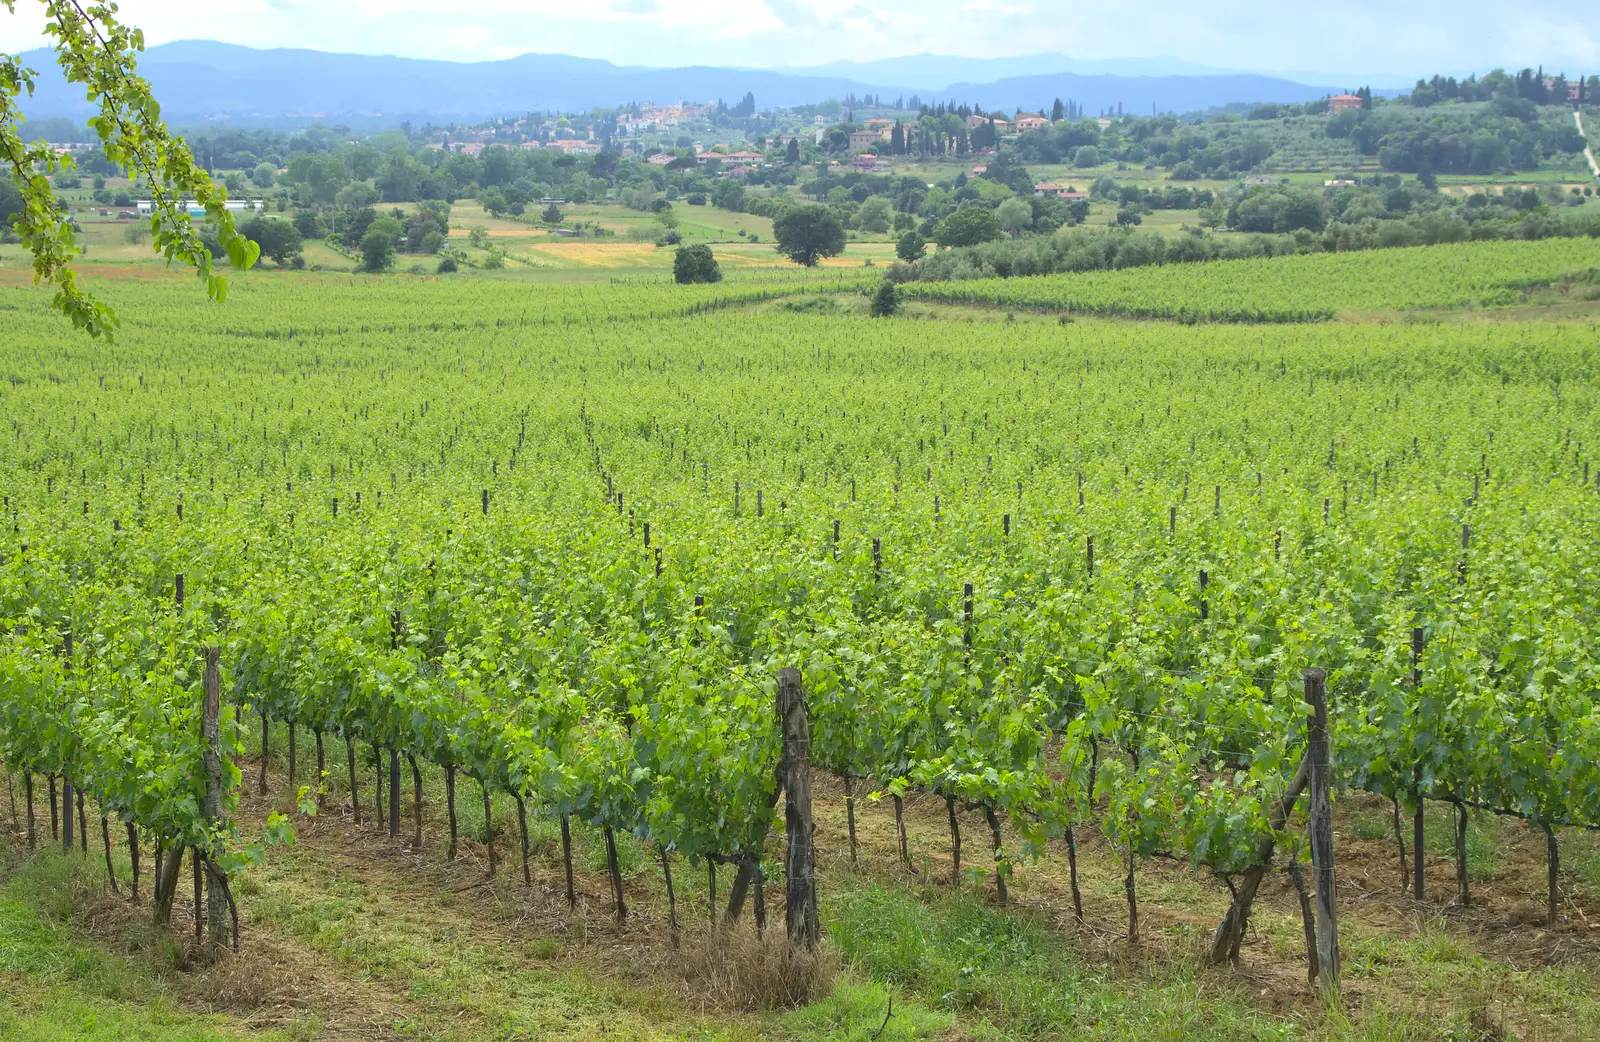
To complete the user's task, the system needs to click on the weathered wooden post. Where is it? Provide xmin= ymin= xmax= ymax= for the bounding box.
xmin=780 ymin=667 xmax=818 ymax=950
xmin=1411 ymin=627 xmax=1425 ymax=900
xmin=1305 ymin=668 xmax=1339 ymax=994
xmin=202 ymin=647 xmax=231 ymax=950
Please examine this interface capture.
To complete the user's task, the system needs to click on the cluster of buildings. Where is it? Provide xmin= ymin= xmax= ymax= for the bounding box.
xmin=644 ymin=146 xmax=765 ymax=177
xmin=617 ymin=100 xmax=713 ymax=136
xmin=427 ymin=138 xmax=603 ymax=157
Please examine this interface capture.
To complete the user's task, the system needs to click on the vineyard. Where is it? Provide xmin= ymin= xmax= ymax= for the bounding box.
xmin=3 ymin=268 xmax=1600 ymax=1038
xmin=899 ymin=237 xmax=1600 ymax=321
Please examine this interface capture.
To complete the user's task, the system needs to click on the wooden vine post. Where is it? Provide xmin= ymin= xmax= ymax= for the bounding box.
xmin=202 ymin=647 xmax=233 ymax=951
xmin=1304 ymin=668 xmax=1340 ymax=994
xmin=61 ymin=633 xmax=74 ymax=855
xmin=1411 ymin=627 xmax=1425 ymax=900
xmin=779 ymin=667 xmax=819 ymax=950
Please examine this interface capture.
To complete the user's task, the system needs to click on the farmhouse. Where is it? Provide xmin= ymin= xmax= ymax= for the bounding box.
xmin=1014 ymin=113 xmax=1051 ymax=132
xmin=547 ymin=140 xmax=602 ymax=155
xmin=1328 ymin=94 xmax=1363 ymax=114
xmin=847 ymin=129 xmax=879 ymax=153
xmin=1033 ymin=183 xmax=1085 ymax=199
xmin=137 ymin=200 xmax=263 ymax=216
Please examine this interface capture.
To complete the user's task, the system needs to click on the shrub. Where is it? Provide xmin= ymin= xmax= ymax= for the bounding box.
xmin=437 ymin=255 xmax=458 ymax=273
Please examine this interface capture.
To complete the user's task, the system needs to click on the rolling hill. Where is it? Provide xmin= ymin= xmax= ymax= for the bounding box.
xmin=13 ymin=40 xmax=1347 ymax=129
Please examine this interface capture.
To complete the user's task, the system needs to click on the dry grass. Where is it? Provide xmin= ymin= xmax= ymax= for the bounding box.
xmin=676 ymin=926 xmax=838 ymax=1013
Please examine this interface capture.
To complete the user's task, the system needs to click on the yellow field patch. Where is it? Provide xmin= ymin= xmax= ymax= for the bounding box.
xmin=526 ymin=242 xmax=666 ymax=268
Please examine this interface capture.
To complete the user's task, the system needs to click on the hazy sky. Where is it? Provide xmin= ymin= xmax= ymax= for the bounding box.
xmin=1 ymin=0 xmax=1594 ymax=79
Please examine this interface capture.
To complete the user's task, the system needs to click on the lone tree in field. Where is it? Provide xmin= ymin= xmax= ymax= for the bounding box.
xmin=870 ymin=279 xmax=900 ymax=317
xmin=360 ymin=222 xmax=398 ymax=272
xmin=773 ymin=204 xmax=845 ymax=267
xmin=542 ymin=202 xmax=562 ymax=225
xmin=1 ymin=1 xmax=258 ymax=336
xmin=672 ymin=243 xmax=722 ymax=284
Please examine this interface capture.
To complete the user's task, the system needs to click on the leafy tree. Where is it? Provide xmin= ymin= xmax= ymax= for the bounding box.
xmin=542 ymin=202 xmax=563 ymax=224
xmin=239 ymin=216 xmax=303 ymax=266
xmin=360 ymin=220 xmax=399 ymax=272
xmin=252 ymin=162 xmax=276 ymax=188
xmin=1073 ymin=145 xmax=1102 ymax=168
xmin=773 ymin=204 xmax=845 ymax=266
xmin=672 ymin=243 xmax=722 ymax=284
xmin=935 ymin=206 xmax=1001 ymax=248
xmin=996 ymin=197 xmax=1033 ymax=238
xmin=336 ymin=180 xmax=379 ymax=209
xmin=857 ymin=196 xmax=892 ymax=234
xmin=896 ymin=230 xmax=927 ymax=262
xmin=0 ymin=3 xmax=257 ymax=335
xmin=436 ymin=254 xmax=458 ymax=273
xmin=870 ymin=279 xmax=900 ymax=317
xmin=0 ymin=176 xmax=21 ymax=228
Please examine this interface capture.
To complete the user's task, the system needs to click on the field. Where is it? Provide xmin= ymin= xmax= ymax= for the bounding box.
xmin=3 ymin=239 xmax=1600 ymax=1042
xmin=899 ymin=237 xmax=1600 ymax=320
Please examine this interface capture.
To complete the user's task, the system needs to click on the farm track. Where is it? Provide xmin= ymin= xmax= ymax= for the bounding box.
xmin=1577 ymin=111 xmax=1600 ymax=183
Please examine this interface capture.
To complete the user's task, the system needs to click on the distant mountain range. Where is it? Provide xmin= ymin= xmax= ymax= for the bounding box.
xmin=15 ymin=40 xmax=1364 ymax=130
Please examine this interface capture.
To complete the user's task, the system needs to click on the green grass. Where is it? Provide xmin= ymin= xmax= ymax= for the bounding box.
xmin=828 ymin=879 xmax=1282 ymax=1040
xmin=0 ymin=854 xmax=281 ymax=1042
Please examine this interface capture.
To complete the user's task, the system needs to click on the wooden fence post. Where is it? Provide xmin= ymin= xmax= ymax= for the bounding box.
xmin=1305 ymin=668 xmax=1340 ymax=994
xmin=779 ymin=667 xmax=818 ymax=950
